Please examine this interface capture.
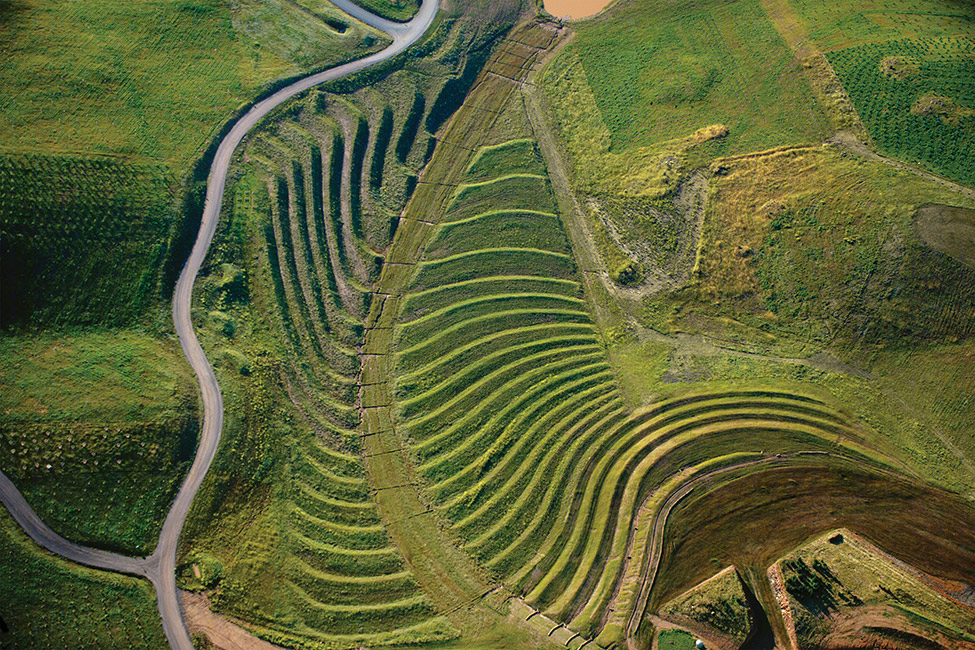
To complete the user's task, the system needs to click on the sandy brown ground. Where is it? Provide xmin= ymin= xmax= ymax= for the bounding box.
xmin=181 ymin=591 xmax=284 ymax=650
xmin=916 ymin=204 xmax=975 ymax=269
xmin=819 ymin=605 xmax=975 ymax=650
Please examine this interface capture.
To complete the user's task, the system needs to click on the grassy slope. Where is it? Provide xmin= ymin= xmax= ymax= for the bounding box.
xmin=0 ymin=0 xmax=386 ymax=166
xmin=540 ymin=0 xmax=975 ymax=492
xmin=173 ymin=12 xmax=528 ymax=648
xmin=0 ymin=508 xmax=167 ymax=649
xmin=644 ymin=145 xmax=975 ymax=491
xmin=343 ymin=0 xmax=420 ymax=22
xmin=538 ymin=0 xmax=829 ymax=286
xmin=658 ymin=566 xmax=750 ymax=645
xmin=0 ymin=0 xmax=388 ymax=331
xmin=0 ymin=0 xmax=384 ymax=556
xmin=537 ymin=0 xmax=975 ymax=641
xmin=0 ymin=331 xmax=197 ymax=555
xmin=777 ymin=530 xmax=975 ymax=647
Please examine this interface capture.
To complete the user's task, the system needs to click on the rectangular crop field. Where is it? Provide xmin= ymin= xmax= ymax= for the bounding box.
xmin=559 ymin=0 xmax=828 ymax=154
xmin=827 ymin=37 xmax=975 ymax=185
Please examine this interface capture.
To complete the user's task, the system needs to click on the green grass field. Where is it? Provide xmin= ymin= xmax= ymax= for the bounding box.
xmin=0 ymin=0 xmax=386 ymax=166
xmin=0 ymin=331 xmax=197 ymax=554
xmin=780 ymin=0 xmax=975 ymax=184
xmin=0 ymin=508 xmax=167 ymax=649
xmin=828 ymin=37 xmax=975 ymax=185
xmin=3 ymin=0 xmax=975 ymax=649
xmin=550 ymin=0 xmax=827 ymax=156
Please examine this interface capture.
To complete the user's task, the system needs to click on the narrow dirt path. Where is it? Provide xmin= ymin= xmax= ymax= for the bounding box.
xmin=520 ymin=30 xmax=628 ymax=334
xmin=0 ymin=3 xmax=438 ymax=650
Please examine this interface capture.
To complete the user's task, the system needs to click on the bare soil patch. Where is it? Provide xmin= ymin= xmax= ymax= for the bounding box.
xmin=916 ymin=204 xmax=975 ymax=268
xmin=543 ymin=0 xmax=614 ymax=20
xmin=180 ymin=591 xmax=284 ymax=650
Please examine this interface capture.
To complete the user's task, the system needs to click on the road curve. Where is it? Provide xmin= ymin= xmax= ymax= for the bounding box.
xmin=0 ymin=471 xmax=156 ymax=578
xmin=0 ymin=2 xmax=438 ymax=649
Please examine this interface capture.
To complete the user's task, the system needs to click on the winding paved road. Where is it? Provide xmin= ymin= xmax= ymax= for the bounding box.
xmin=0 ymin=2 xmax=438 ymax=649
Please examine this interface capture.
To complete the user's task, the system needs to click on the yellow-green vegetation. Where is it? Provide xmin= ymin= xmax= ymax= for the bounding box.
xmin=387 ymin=82 xmax=893 ymax=647
xmin=0 ymin=331 xmax=197 ymax=555
xmin=786 ymin=0 xmax=973 ymax=52
xmin=0 ymin=508 xmax=167 ymax=649
xmin=538 ymin=0 xmax=829 ymax=289
xmin=0 ymin=0 xmax=386 ymax=166
xmin=176 ymin=14 xmax=523 ymax=647
xmin=777 ymin=530 xmax=975 ymax=648
xmin=639 ymin=144 xmax=975 ymax=489
xmin=658 ymin=566 xmax=750 ymax=646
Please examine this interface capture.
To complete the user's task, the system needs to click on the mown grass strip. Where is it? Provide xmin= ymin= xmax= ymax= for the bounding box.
xmin=509 ymin=392 xmax=836 ymax=591
xmin=463 ymin=397 xmax=628 ymax=567
xmin=396 ymin=322 xmax=598 ymax=395
xmin=406 ymin=347 xmax=604 ymax=449
xmin=464 ymin=138 xmax=547 ymax=182
xmin=399 ymin=276 xmax=583 ymax=322
xmin=396 ymin=308 xmax=593 ymax=370
xmin=444 ymin=174 xmax=557 ymax=222
xmin=426 ymin=210 xmax=570 ymax=258
xmin=556 ymin=421 xmax=862 ymax=627
xmin=398 ymin=334 xmax=601 ymax=419
xmin=397 ymin=292 xmax=588 ymax=350
xmin=446 ymin=384 xmax=620 ymax=529
xmin=433 ymin=372 xmax=617 ymax=510
xmin=290 ymin=506 xmax=389 ymax=551
xmin=531 ymin=411 xmax=856 ymax=614
xmin=409 ymin=248 xmax=577 ymax=291
xmin=487 ymin=405 xmax=632 ymax=581
xmin=417 ymin=359 xmax=613 ymax=485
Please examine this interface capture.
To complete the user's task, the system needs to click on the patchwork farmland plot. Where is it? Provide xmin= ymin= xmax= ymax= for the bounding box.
xmin=827 ymin=36 xmax=975 ymax=185
xmin=0 ymin=154 xmax=181 ymax=329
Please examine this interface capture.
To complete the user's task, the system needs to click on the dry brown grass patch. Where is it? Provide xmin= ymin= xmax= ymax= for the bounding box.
xmin=879 ymin=55 xmax=920 ymax=80
xmin=911 ymin=93 xmax=975 ymax=125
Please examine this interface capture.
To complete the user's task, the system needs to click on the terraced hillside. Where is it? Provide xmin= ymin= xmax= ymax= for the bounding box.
xmin=190 ymin=80 xmax=463 ymax=650
xmin=176 ymin=9 xmax=535 ymax=648
xmin=378 ymin=26 xmax=904 ymax=647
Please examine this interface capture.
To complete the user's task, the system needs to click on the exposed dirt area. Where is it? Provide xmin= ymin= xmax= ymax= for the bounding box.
xmin=818 ymin=606 xmax=975 ymax=650
xmin=916 ymin=204 xmax=975 ymax=269
xmin=181 ymin=591 xmax=284 ymax=650
xmin=588 ymin=171 xmax=708 ymax=298
xmin=652 ymin=463 xmax=975 ymax=615
xmin=542 ymin=0 xmax=613 ymax=20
